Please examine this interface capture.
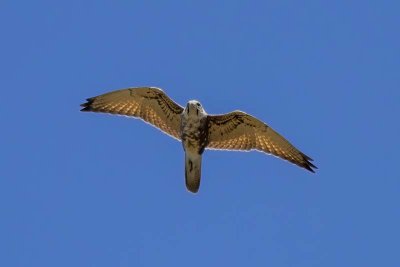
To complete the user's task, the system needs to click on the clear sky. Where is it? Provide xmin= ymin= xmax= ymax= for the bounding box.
xmin=1 ymin=1 xmax=399 ymax=266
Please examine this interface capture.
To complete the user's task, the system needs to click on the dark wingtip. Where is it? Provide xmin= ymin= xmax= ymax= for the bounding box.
xmin=80 ymin=97 xmax=95 ymax=112
xmin=304 ymin=164 xmax=316 ymax=173
xmin=301 ymin=153 xmax=318 ymax=173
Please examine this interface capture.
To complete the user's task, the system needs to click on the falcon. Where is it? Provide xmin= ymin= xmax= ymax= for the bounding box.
xmin=81 ymin=87 xmax=317 ymax=193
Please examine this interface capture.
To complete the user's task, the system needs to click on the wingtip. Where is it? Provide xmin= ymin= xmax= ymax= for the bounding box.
xmin=80 ymin=106 xmax=92 ymax=112
xmin=80 ymin=97 xmax=95 ymax=112
xmin=304 ymin=165 xmax=316 ymax=173
xmin=299 ymin=152 xmax=317 ymax=173
xmin=304 ymin=160 xmax=318 ymax=173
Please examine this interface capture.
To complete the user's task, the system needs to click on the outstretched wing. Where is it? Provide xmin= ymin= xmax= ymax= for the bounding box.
xmin=207 ymin=111 xmax=317 ymax=172
xmin=81 ymin=87 xmax=184 ymax=140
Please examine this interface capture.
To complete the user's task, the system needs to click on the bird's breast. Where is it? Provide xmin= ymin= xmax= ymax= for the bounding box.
xmin=180 ymin=116 xmax=208 ymax=154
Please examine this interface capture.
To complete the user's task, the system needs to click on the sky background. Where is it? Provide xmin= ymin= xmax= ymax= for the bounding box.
xmin=1 ymin=1 xmax=399 ymax=266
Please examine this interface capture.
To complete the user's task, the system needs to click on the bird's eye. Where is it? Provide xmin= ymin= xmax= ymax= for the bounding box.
xmin=196 ymin=103 xmax=201 ymax=107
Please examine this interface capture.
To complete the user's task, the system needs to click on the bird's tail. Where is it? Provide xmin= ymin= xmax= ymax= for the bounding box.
xmin=185 ymin=152 xmax=202 ymax=193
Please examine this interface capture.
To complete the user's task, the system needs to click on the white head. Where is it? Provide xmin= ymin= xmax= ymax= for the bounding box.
xmin=184 ymin=100 xmax=207 ymax=117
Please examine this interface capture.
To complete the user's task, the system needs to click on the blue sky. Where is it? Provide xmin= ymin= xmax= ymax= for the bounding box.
xmin=1 ymin=1 xmax=399 ymax=266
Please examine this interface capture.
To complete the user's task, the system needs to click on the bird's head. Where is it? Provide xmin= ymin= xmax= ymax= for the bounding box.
xmin=185 ymin=100 xmax=207 ymax=117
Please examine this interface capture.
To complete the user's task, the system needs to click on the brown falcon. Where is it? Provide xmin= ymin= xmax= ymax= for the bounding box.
xmin=80 ymin=87 xmax=317 ymax=193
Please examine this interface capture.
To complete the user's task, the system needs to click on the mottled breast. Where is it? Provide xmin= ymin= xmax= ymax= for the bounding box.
xmin=180 ymin=115 xmax=209 ymax=154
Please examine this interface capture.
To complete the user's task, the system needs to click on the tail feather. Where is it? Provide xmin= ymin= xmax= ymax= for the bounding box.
xmin=185 ymin=153 xmax=202 ymax=193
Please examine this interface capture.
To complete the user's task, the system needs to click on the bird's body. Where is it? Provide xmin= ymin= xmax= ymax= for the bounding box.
xmin=81 ymin=87 xmax=317 ymax=193
xmin=180 ymin=101 xmax=208 ymax=192
xmin=180 ymin=100 xmax=208 ymax=154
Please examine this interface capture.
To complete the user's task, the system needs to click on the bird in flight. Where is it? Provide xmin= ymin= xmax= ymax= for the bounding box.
xmin=81 ymin=87 xmax=317 ymax=193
